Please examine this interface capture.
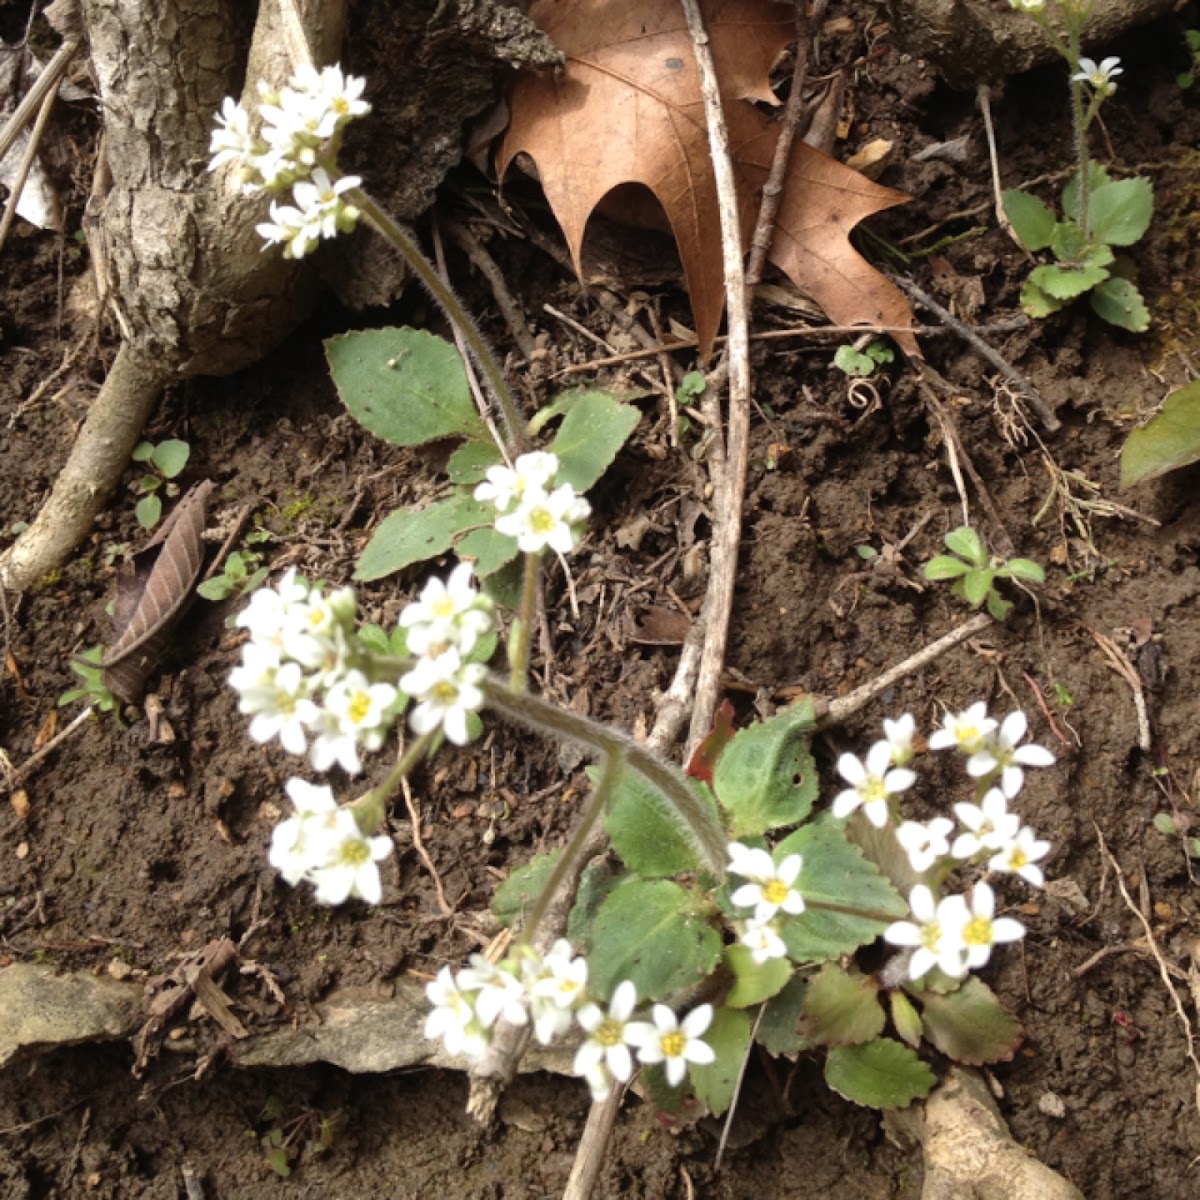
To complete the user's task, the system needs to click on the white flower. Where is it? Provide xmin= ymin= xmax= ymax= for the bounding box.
xmin=1008 ymin=0 xmax=1045 ymax=10
xmin=291 ymin=169 xmax=362 ymax=238
xmin=883 ymin=884 xmax=970 ymax=980
xmin=306 ymin=809 xmax=393 ymax=905
xmin=966 ymin=711 xmax=1055 ymax=798
xmin=268 ymin=779 xmax=340 ymax=885
xmin=236 ymin=569 xmax=310 ymax=651
xmin=208 ymin=97 xmax=257 ymax=172
xmin=399 ymin=562 xmax=495 ymax=657
xmin=494 ymin=482 xmax=591 ymax=555
xmin=895 ymin=817 xmax=954 ymax=874
xmin=527 ymin=940 xmax=589 ymax=1044
xmin=238 ymin=659 xmax=319 ymax=756
xmin=574 ymin=980 xmax=641 ymax=1100
xmin=474 ymin=452 xmax=561 ymax=513
xmin=400 ymin=648 xmax=486 ymax=746
xmin=324 ymin=670 xmax=398 ymax=744
xmin=988 ymin=825 xmax=1052 ymax=887
xmin=457 ymin=956 xmax=529 ymax=1029
xmin=726 ymin=842 xmax=806 ymax=923
xmin=1072 ymin=56 xmax=1123 ymax=92
xmin=832 ymin=741 xmax=917 ymax=828
xmin=739 ymin=918 xmax=788 ymax=965
xmin=257 ymin=198 xmax=323 ymax=259
xmin=279 ymin=584 xmax=355 ymax=674
xmin=425 ymin=966 xmax=489 ymax=1061
xmin=958 ymin=881 xmax=1025 ymax=970
xmin=627 ymin=1003 xmax=716 ymax=1087
xmin=309 ymin=706 xmax=366 ymax=776
xmin=951 ymin=788 xmax=1021 ymax=859
xmin=881 ymin=713 xmax=916 ymax=766
xmin=929 ymin=702 xmax=997 ymax=755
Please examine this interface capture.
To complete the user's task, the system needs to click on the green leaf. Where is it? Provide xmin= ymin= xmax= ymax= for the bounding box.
xmin=923 ymin=555 xmax=970 ymax=582
xmin=942 ymin=526 xmax=984 ymax=564
xmin=689 ymin=1006 xmax=752 ymax=1117
xmin=1089 ymin=276 xmax=1150 ymax=333
xmin=824 ymin=1037 xmax=936 ymax=1109
xmin=799 ymin=963 xmax=886 ymax=1046
xmin=1001 ymin=557 xmax=1045 ymax=583
xmin=603 ymin=764 xmax=721 ymax=878
xmin=135 ymin=494 xmax=162 ymax=529
xmin=150 ymin=439 xmax=190 ymax=479
xmin=724 ymin=945 xmax=792 ymax=1009
xmin=676 ymin=370 xmax=706 ymax=404
xmin=1087 ymin=177 xmax=1153 ymax=247
xmin=1049 ymin=220 xmax=1089 ymax=263
xmin=355 ymin=493 xmax=492 ymax=581
xmin=1001 ymin=189 xmax=1056 ymax=251
xmin=265 ymin=1148 xmax=291 ymax=1178
xmin=586 ymin=878 xmax=721 ymax=1001
xmin=756 ymin=974 xmax=812 ymax=1057
xmin=131 ymin=441 xmax=154 ymax=463
xmin=1029 ymin=262 xmax=1109 ymax=300
xmin=1020 ymin=278 xmax=1070 ymax=319
xmin=326 ymin=327 xmax=485 ymax=447
xmin=492 ymin=851 xmax=561 ymax=928
xmin=712 ymin=698 xmax=817 ymax=837
xmin=1120 ymin=381 xmax=1200 ymax=488
xmin=454 ymin=525 xmax=520 ymax=578
xmin=986 ymin=590 xmax=1014 ymax=621
xmin=918 ymin=976 xmax=1023 ymax=1065
xmin=1062 ymin=163 xmax=1111 ymax=222
xmin=447 ymin=440 xmax=504 ymax=486
xmin=833 ymin=345 xmax=876 ymax=377
xmin=357 ymin=624 xmax=391 ymax=655
xmin=567 ymin=859 xmax=622 ymax=945
xmin=961 ymin=568 xmax=992 ymax=608
xmin=775 ymin=822 xmax=906 ymax=962
xmin=889 ymin=990 xmax=924 ymax=1049
xmin=196 ymin=576 xmax=235 ymax=601
xmin=547 ymin=391 xmax=641 ymax=492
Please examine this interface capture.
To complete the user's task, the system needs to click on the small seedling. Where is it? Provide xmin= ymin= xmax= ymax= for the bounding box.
xmin=1177 ymin=30 xmax=1200 ymax=89
xmin=253 ymin=1095 xmax=342 ymax=1179
xmin=131 ymin=438 xmax=191 ymax=529
xmin=676 ymin=369 xmax=706 ymax=436
xmin=924 ymin=525 xmax=1044 ymax=619
xmin=58 ymin=646 xmax=120 ymax=716
xmin=833 ymin=340 xmax=894 ymax=378
xmin=197 ymin=546 xmax=270 ymax=603
xmin=1152 ymin=811 xmax=1200 ymax=862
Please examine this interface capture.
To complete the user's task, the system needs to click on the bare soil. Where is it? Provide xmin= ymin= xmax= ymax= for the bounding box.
xmin=3 ymin=5 xmax=1200 ymax=1198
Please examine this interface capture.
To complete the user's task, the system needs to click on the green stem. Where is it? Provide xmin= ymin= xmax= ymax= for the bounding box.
xmin=1067 ymin=29 xmax=1092 ymax=246
xmin=349 ymin=731 xmax=434 ymax=834
xmin=346 ymin=183 xmax=529 ymax=457
xmin=518 ymin=749 xmax=625 ymax=947
xmin=508 ymin=551 xmax=540 ymax=692
xmin=482 ymin=674 xmax=728 ymax=876
xmin=805 ymin=898 xmax=905 ymax=925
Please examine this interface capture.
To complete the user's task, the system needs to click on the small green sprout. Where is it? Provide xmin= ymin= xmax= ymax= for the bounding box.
xmin=676 ymin=370 xmax=706 ymax=436
xmin=833 ymin=340 xmax=895 ymax=378
xmin=924 ymin=526 xmax=1045 ymax=620
xmin=58 ymin=646 xmax=120 ymax=716
xmin=1152 ymin=811 xmax=1200 ymax=862
xmin=131 ymin=438 xmax=191 ymax=529
xmin=197 ymin=547 xmax=270 ymax=603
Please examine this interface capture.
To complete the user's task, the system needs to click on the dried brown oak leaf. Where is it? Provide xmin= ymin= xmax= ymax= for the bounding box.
xmin=101 ymin=480 xmax=215 ymax=704
xmin=500 ymin=0 xmax=918 ymax=360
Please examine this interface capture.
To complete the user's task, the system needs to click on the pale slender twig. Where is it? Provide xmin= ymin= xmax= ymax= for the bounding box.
xmin=400 ymin=775 xmax=452 ymax=916
xmin=893 ymin=274 xmax=1060 ymax=434
xmin=680 ymin=0 xmax=751 ymax=753
xmin=0 ymin=68 xmax=60 ymax=254
xmin=1092 ymin=631 xmax=1151 ymax=752
xmin=0 ymin=38 xmax=80 ymax=164
xmin=975 ymin=84 xmax=1020 ymax=248
xmin=1094 ymin=823 xmax=1200 ymax=1111
xmin=0 ymin=705 xmax=95 ymax=795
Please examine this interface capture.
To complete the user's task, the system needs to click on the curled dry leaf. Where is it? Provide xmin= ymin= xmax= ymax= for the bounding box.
xmin=101 ymin=480 xmax=215 ymax=703
xmin=500 ymin=0 xmax=919 ymax=359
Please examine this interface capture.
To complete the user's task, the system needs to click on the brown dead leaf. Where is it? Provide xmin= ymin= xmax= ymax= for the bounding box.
xmin=33 ymin=709 xmax=57 ymax=748
xmin=501 ymin=0 xmax=917 ymax=359
xmin=101 ymin=480 xmax=215 ymax=703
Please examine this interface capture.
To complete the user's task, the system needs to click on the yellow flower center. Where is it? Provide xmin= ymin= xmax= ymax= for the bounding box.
xmin=529 ymin=507 xmax=557 ymax=536
xmin=431 ymin=681 xmax=459 ymax=705
xmin=1009 ymin=849 xmax=1028 ymax=869
xmin=348 ymin=691 xmax=371 ymax=725
xmin=660 ymin=1031 xmax=686 ymax=1059
xmin=762 ymin=879 xmax=790 ymax=905
xmin=920 ymin=922 xmax=942 ymax=951
xmin=337 ymin=838 xmax=370 ymax=867
xmin=962 ymin=917 xmax=992 ymax=946
xmin=596 ymin=1018 xmax=624 ymax=1048
xmin=432 ymin=596 xmax=456 ymax=619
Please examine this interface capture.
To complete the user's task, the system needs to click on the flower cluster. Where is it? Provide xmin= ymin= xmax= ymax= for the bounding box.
xmin=208 ymin=64 xmax=369 ymax=258
xmin=475 ymin=451 xmax=591 ymax=555
xmin=425 ymin=942 xmax=715 ymax=1100
xmin=726 ymin=842 xmax=805 ymax=965
xmin=269 ymin=779 xmax=393 ymax=905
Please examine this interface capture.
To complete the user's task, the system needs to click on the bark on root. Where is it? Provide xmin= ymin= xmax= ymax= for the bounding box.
xmin=0 ymin=0 xmax=344 ymax=593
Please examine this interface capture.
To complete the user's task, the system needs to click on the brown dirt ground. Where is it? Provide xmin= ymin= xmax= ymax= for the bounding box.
xmin=3 ymin=4 xmax=1200 ymax=1198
